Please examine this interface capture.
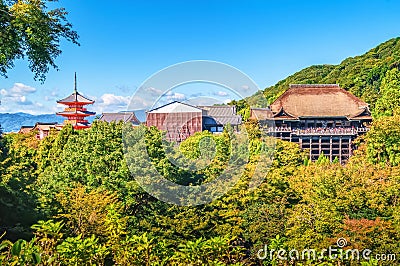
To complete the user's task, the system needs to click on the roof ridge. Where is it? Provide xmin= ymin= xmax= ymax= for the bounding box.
xmin=289 ymin=84 xmax=340 ymax=88
xmin=147 ymin=101 xmax=201 ymax=112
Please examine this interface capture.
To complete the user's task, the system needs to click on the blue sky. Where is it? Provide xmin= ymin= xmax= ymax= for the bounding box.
xmin=1 ymin=0 xmax=400 ymax=114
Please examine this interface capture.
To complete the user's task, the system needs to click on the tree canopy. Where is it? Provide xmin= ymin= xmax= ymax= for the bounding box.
xmin=0 ymin=120 xmax=399 ymax=265
xmin=0 ymin=0 xmax=79 ymax=81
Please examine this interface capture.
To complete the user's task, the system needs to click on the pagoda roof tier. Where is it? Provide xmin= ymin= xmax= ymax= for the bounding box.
xmin=74 ymin=122 xmax=91 ymax=128
xmin=76 ymin=122 xmax=90 ymax=126
xmin=56 ymin=110 xmax=96 ymax=116
xmin=57 ymin=92 xmax=94 ymax=105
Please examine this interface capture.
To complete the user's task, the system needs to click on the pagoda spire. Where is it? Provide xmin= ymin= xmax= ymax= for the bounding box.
xmin=74 ymin=72 xmax=78 ymax=101
xmin=74 ymin=72 xmax=78 ymax=93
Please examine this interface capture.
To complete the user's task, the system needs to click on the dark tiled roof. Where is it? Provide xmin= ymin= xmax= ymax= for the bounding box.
xmin=32 ymin=122 xmax=58 ymax=131
xmin=199 ymin=105 xmax=242 ymax=126
xmin=198 ymin=105 xmax=237 ymax=116
xmin=208 ymin=116 xmax=242 ymax=125
xmin=57 ymin=92 xmax=94 ymax=104
xmin=99 ymin=112 xmax=140 ymax=124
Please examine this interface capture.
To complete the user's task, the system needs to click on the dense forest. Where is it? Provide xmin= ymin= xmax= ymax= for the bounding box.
xmin=1 ymin=38 xmax=400 ymax=265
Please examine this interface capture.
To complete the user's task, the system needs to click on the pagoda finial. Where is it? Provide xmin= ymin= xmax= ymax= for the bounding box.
xmin=74 ymin=72 xmax=77 ymax=93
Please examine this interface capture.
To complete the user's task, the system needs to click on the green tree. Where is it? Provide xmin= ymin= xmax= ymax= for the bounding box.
xmin=374 ymin=68 xmax=400 ymax=117
xmin=365 ymin=114 xmax=400 ymax=166
xmin=0 ymin=0 xmax=79 ymax=81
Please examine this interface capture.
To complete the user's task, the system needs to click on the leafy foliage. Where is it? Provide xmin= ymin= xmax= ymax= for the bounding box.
xmin=0 ymin=0 xmax=79 ymax=81
xmin=364 ymin=114 xmax=400 ymax=166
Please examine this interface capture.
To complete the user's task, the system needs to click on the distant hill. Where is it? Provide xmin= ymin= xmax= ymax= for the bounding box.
xmin=0 ymin=110 xmax=147 ymax=133
xmin=245 ymin=37 xmax=400 ymax=113
xmin=0 ymin=113 xmax=65 ymax=132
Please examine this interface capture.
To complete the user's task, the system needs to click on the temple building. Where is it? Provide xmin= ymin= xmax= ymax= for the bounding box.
xmin=32 ymin=122 xmax=58 ymax=139
xmin=198 ymin=105 xmax=242 ymax=133
xmin=146 ymin=101 xmax=242 ymax=142
xmin=98 ymin=111 xmax=141 ymax=126
xmin=252 ymin=84 xmax=372 ymax=163
xmin=146 ymin=102 xmax=203 ymax=142
xmin=56 ymin=74 xmax=96 ymax=129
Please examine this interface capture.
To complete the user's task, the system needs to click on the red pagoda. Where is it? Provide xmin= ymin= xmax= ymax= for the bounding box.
xmin=56 ymin=73 xmax=96 ymax=129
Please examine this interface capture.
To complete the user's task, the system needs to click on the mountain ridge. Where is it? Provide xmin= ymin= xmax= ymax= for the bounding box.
xmin=0 ymin=113 xmax=65 ymax=132
xmin=245 ymin=37 xmax=400 ymax=114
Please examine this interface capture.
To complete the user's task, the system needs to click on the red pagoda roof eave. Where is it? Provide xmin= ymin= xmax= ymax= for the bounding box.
xmin=57 ymin=101 xmax=94 ymax=105
xmin=57 ymin=115 xmax=94 ymax=119
xmin=74 ymin=125 xmax=91 ymax=129
xmin=56 ymin=111 xmax=96 ymax=116
xmin=57 ymin=113 xmax=92 ymax=117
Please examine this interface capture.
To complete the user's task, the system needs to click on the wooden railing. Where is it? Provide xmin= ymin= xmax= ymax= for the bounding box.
xmin=64 ymin=107 xmax=87 ymax=112
xmin=265 ymin=127 xmax=370 ymax=135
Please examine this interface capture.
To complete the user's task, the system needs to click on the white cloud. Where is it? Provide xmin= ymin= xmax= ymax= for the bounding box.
xmin=223 ymin=99 xmax=232 ymax=104
xmin=94 ymin=93 xmax=131 ymax=113
xmin=10 ymin=83 xmax=36 ymax=95
xmin=216 ymin=91 xmax=228 ymax=97
xmin=166 ymin=92 xmax=186 ymax=101
xmin=1 ymin=83 xmax=37 ymax=98
xmin=0 ymin=97 xmax=49 ymax=114
xmin=16 ymin=96 xmax=34 ymax=105
xmin=0 ymin=83 xmax=38 ymax=108
xmin=146 ymin=87 xmax=163 ymax=95
xmin=98 ymin=93 xmax=130 ymax=106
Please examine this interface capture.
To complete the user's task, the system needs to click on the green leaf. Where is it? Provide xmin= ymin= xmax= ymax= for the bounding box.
xmin=11 ymin=239 xmax=22 ymax=256
xmin=32 ymin=252 xmax=41 ymax=265
xmin=0 ymin=240 xmax=12 ymax=251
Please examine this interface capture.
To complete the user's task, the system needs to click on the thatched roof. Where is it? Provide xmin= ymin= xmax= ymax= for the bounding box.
xmin=250 ymin=108 xmax=273 ymax=120
xmin=270 ymin=84 xmax=371 ymax=119
xmin=19 ymin=126 xmax=34 ymax=134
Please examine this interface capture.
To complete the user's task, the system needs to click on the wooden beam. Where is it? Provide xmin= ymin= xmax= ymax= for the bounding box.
xmin=339 ymin=136 xmax=342 ymax=164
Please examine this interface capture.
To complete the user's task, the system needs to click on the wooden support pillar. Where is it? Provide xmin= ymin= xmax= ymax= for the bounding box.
xmin=330 ymin=136 xmax=333 ymax=161
xmin=339 ymin=136 xmax=342 ymax=164
xmin=349 ymin=138 xmax=352 ymax=157
xmin=319 ymin=136 xmax=322 ymax=156
xmin=309 ymin=137 xmax=312 ymax=160
xmin=299 ymin=137 xmax=303 ymax=149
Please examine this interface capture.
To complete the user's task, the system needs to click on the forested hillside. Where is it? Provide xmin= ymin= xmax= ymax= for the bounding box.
xmin=246 ymin=37 xmax=400 ymax=118
xmin=0 ymin=117 xmax=399 ymax=265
